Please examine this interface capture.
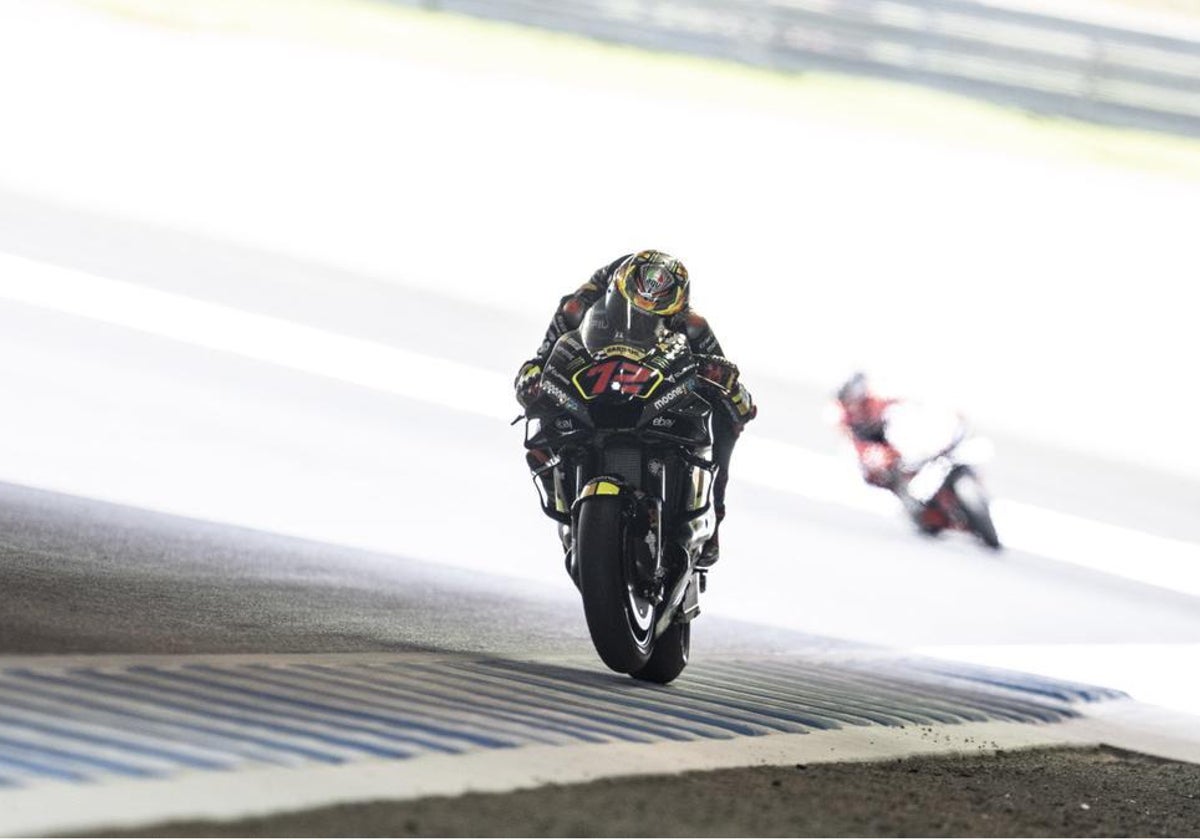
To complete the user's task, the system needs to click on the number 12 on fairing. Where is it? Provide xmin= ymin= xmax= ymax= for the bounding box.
xmin=574 ymin=359 xmax=663 ymax=399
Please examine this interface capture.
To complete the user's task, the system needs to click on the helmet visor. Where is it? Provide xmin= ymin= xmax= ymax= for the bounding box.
xmin=618 ymin=254 xmax=687 ymax=316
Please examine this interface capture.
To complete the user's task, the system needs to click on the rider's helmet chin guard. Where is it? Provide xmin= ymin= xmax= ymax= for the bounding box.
xmin=614 ymin=250 xmax=689 ymax=317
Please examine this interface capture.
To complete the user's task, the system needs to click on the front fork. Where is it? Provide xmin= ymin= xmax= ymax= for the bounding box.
xmin=573 ymin=477 xmax=664 ymax=601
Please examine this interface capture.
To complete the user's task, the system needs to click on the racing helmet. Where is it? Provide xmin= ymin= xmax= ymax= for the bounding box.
xmin=613 ymin=250 xmax=689 ymax=316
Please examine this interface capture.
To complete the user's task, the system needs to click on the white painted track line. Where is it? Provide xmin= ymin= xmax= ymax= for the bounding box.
xmin=0 ymin=253 xmax=510 ymax=422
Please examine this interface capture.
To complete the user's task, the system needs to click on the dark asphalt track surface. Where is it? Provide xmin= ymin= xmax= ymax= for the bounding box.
xmin=0 ymin=480 xmax=826 ymax=658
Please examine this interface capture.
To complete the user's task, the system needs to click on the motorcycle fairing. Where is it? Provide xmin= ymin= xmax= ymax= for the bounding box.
xmin=529 ymin=329 xmax=714 ymax=448
xmin=907 ymin=455 xmax=955 ymax=503
xmin=524 ymin=310 xmax=719 ymax=646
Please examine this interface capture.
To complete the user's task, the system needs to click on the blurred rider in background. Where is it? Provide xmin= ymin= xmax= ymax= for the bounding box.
xmin=837 ymin=370 xmax=977 ymax=521
xmin=835 ymin=371 xmax=904 ymax=494
xmin=514 ymin=250 xmax=756 ymax=567
xmin=835 ymin=371 xmax=1000 ymax=545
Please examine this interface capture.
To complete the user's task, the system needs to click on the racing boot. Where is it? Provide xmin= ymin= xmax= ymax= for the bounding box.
xmin=696 ymin=503 xmax=724 ymax=569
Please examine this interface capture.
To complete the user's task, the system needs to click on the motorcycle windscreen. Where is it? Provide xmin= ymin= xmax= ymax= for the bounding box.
xmin=580 ymin=285 xmax=666 ymax=355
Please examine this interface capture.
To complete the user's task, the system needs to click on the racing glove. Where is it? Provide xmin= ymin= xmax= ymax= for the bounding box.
xmin=696 ymin=355 xmax=740 ymax=392
xmin=514 ymin=358 xmax=544 ymax=409
xmin=730 ymin=381 xmax=757 ymax=424
xmin=697 ymin=355 xmax=757 ymax=429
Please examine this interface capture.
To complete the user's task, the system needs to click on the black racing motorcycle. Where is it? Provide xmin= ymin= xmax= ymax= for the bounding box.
xmin=521 ymin=287 xmax=723 ymax=683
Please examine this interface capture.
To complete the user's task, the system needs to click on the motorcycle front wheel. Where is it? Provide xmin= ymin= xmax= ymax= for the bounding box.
xmin=576 ymin=495 xmax=656 ymax=674
xmin=632 ymin=620 xmax=689 ymax=684
xmin=951 ymin=470 xmax=1001 ymax=550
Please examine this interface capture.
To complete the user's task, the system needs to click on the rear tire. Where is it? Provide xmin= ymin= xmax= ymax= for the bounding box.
xmin=632 ymin=621 xmax=690 ymax=684
xmin=951 ymin=471 xmax=1001 ymax=550
xmin=576 ymin=496 xmax=655 ymax=674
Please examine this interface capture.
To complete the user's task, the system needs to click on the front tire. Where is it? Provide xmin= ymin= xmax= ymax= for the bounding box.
xmin=951 ymin=470 xmax=1001 ymax=550
xmin=632 ymin=621 xmax=690 ymax=684
xmin=576 ymin=496 xmax=655 ymax=674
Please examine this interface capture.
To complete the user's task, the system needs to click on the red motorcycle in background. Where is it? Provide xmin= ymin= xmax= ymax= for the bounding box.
xmin=836 ymin=374 xmax=1001 ymax=550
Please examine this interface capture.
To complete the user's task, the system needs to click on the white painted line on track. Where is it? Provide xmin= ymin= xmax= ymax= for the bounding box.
xmin=990 ymin=501 xmax=1200 ymax=597
xmin=2 ymin=252 xmax=1199 ymax=598
xmin=0 ymin=253 xmax=511 ymax=422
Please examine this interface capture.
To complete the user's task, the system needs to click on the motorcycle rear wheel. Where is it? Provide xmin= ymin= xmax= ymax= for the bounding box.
xmin=576 ymin=495 xmax=656 ymax=674
xmin=951 ymin=471 xmax=1001 ymax=550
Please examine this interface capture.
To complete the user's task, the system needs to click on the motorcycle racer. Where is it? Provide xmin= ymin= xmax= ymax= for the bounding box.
xmin=835 ymin=371 xmax=1000 ymax=546
xmin=515 ymin=250 xmax=756 ymax=567
xmin=835 ymin=371 xmax=903 ymax=492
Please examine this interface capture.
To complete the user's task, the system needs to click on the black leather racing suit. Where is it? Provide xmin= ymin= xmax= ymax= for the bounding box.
xmin=525 ymin=254 xmax=756 ymax=529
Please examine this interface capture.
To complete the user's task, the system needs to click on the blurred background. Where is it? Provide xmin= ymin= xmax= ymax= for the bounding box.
xmin=1 ymin=0 xmax=1197 ymax=708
